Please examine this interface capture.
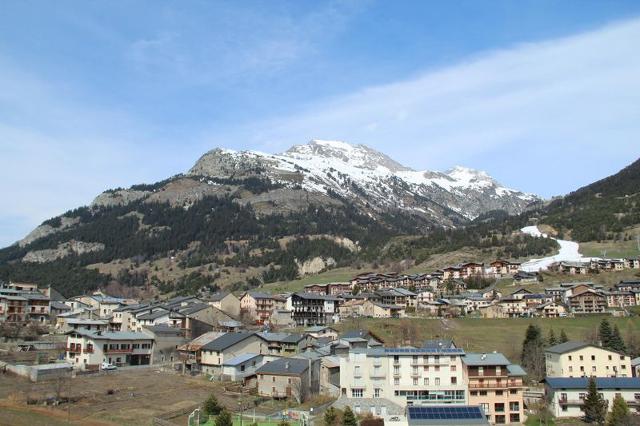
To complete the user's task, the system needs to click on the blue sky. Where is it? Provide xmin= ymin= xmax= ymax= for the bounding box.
xmin=1 ymin=1 xmax=640 ymax=247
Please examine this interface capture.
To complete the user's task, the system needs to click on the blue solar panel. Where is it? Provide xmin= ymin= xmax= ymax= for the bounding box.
xmin=408 ymin=406 xmax=484 ymax=420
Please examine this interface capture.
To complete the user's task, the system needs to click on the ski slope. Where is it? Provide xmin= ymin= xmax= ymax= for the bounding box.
xmin=520 ymin=225 xmax=593 ymax=272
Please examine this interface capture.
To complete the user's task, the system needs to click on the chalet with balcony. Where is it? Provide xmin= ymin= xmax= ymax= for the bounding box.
xmin=462 ymin=352 xmax=526 ymax=425
xmin=568 ymin=289 xmax=606 ymax=314
xmin=65 ymin=330 xmax=154 ymax=370
xmin=290 ymin=293 xmax=340 ymax=326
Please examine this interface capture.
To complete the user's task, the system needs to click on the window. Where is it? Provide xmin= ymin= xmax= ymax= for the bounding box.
xmin=591 ymin=355 xmax=596 ymax=361
xmin=413 ymin=378 xmax=418 ymax=385
xmin=509 ymin=402 xmax=519 ymax=411
xmin=609 ymin=355 xmax=613 ymax=361
xmin=394 ymin=378 xmax=399 ymax=385
xmin=569 ymin=366 xmax=573 ymax=372
xmin=450 ymin=356 xmax=456 ymax=362
xmin=434 ymin=356 xmax=440 ymax=363
xmin=510 ymin=414 xmax=520 ymax=423
xmin=562 ymin=406 xmax=568 ymax=412
xmin=423 ymin=366 xmax=429 ymax=372
xmin=621 ymin=355 xmax=626 ymax=360
xmin=568 ymin=355 xmax=572 ymax=361
xmin=592 ymin=366 xmax=597 ymax=372
xmin=451 ymin=377 xmax=457 ymax=385
xmin=478 ymin=367 xmax=484 ymax=376
xmin=351 ymin=389 xmax=363 ymax=398
xmin=374 ymin=388 xmax=380 ymax=398
xmin=480 ymin=403 xmax=489 ymax=416
xmin=471 ymin=391 xmax=478 ymax=396
xmin=435 ymin=378 xmax=440 ymax=386
xmin=272 ymin=377 xmax=276 ymax=382
xmin=450 ymin=365 xmax=456 ymax=372
xmin=424 ymin=378 xmax=429 ymax=385
xmin=579 ymin=355 xmax=584 ymax=361
xmin=434 ymin=366 xmax=440 ymax=372
xmin=496 ymin=366 xmax=501 ymax=375
xmin=480 ymin=391 xmax=487 ymax=396
xmin=495 ymin=403 xmax=505 ymax=413
xmin=495 ymin=415 xmax=505 ymax=424
xmin=495 ymin=390 xmax=503 ymax=396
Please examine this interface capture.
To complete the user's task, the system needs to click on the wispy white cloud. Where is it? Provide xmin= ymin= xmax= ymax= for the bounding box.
xmin=206 ymin=18 xmax=640 ymax=194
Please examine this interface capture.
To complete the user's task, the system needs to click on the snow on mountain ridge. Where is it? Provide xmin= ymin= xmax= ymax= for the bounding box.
xmin=189 ymin=140 xmax=539 ymax=220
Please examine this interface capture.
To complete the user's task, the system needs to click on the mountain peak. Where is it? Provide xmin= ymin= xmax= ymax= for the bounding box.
xmin=284 ymin=139 xmax=412 ymax=173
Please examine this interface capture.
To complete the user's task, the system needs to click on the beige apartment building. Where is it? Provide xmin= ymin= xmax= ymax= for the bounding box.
xmin=65 ymin=330 xmax=154 ymax=370
xmin=199 ymin=332 xmax=266 ymax=374
xmin=545 ymin=342 xmax=632 ymax=378
xmin=463 ymin=353 xmax=527 ymax=425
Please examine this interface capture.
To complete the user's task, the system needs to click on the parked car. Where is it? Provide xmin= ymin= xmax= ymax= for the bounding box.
xmin=101 ymin=362 xmax=117 ymax=371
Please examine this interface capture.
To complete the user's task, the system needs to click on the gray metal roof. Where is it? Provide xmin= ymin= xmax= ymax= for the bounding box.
xmin=201 ymin=332 xmax=260 ymax=352
xmin=463 ymin=353 xmax=511 ymax=366
xmin=255 ymin=357 xmax=309 ymax=376
xmin=69 ymin=330 xmax=153 ymax=340
xmin=506 ymin=364 xmax=527 ymax=376
xmin=545 ymin=377 xmax=640 ymax=390
xmin=223 ymin=352 xmax=262 ymax=366
xmin=545 ymin=341 xmax=592 ymax=354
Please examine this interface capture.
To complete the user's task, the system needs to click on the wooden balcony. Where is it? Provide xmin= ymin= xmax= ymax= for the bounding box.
xmin=104 ymin=348 xmax=133 ymax=354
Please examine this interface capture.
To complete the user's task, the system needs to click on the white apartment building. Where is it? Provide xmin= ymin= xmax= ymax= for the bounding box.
xmin=340 ymin=347 xmax=467 ymax=409
xmin=65 ymin=330 xmax=154 ymax=370
xmin=545 ymin=377 xmax=640 ymax=418
xmin=545 ymin=342 xmax=632 ymax=378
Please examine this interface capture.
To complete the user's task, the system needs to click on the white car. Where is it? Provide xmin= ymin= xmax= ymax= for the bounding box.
xmin=101 ymin=362 xmax=117 ymax=371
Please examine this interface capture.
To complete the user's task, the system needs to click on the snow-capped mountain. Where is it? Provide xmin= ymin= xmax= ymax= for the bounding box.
xmin=189 ymin=139 xmax=538 ymax=222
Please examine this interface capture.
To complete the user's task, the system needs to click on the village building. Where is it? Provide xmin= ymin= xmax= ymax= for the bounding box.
xmin=289 ymin=293 xmax=340 ymax=326
xmin=207 ymin=292 xmax=241 ymax=317
xmin=544 ymin=377 xmax=640 ymax=418
xmin=256 ymin=357 xmax=319 ymax=403
xmin=462 ymin=353 xmax=527 ymax=425
xmin=545 ymin=342 xmax=632 ymax=378
xmin=199 ymin=332 xmax=267 ymax=375
xmin=65 ymin=330 xmax=154 ymax=370
xmin=362 ymin=300 xmax=405 ymax=318
xmin=240 ymin=292 xmax=286 ymax=324
xmin=568 ymin=289 xmax=607 ymax=314
xmin=339 ymin=345 xmax=468 ymax=410
xmin=489 ymin=260 xmax=521 ymax=277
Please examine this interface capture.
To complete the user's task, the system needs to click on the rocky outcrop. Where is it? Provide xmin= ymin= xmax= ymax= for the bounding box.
xmin=92 ymin=189 xmax=149 ymax=208
xmin=18 ymin=216 xmax=80 ymax=247
xmin=23 ymin=240 xmax=105 ymax=263
xmin=295 ymin=256 xmax=336 ymax=276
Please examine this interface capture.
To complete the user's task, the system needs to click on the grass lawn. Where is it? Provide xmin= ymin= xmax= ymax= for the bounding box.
xmin=203 ymin=415 xmax=301 ymax=426
xmin=335 ymin=316 xmax=640 ymax=361
xmin=260 ymin=267 xmax=359 ymax=293
xmin=580 ymin=239 xmax=640 ymax=259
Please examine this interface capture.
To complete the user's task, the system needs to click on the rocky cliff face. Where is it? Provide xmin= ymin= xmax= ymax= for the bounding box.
xmin=8 ymin=139 xmax=540 ymax=259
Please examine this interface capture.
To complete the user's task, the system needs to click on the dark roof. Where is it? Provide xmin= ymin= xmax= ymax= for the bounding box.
xmin=545 ymin=377 xmax=640 ymax=390
xmin=51 ymin=301 xmax=71 ymax=310
xmin=545 ymin=341 xmax=593 ymax=354
xmin=137 ymin=309 xmax=170 ymax=321
xmin=201 ymin=332 xmax=259 ymax=352
xmin=407 ymin=406 xmax=489 ymax=426
xmin=209 ymin=292 xmax=232 ymax=302
xmin=255 ymin=357 xmax=309 ymax=376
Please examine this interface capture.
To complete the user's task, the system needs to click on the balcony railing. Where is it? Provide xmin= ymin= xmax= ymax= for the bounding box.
xmin=84 ymin=348 xmax=94 ymax=354
xmin=469 ymin=382 xmax=507 ymax=389
xmin=104 ymin=348 xmax=133 ymax=354
xmin=66 ymin=347 xmax=80 ymax=352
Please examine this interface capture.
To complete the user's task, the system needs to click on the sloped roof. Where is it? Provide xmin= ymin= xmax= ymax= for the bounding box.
xmin=545 ymin=341 xmax=592 ymax=354
xmin=256 ymin=357 xmax=309 ymax=376
xmin=201 ymin=332 xmax=260 ymax=352
xmin=462 ymin=353 xmax=511 ymax=366
xmin=545 ymin=377 xmax=640 ymax=390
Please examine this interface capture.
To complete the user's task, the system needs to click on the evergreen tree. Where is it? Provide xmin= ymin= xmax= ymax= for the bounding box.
xmin=559 ymin=329 xmax=569 ymax=343
xmin=324 ymin=407 xmax=338 ymax=426
xmin=599 ymin=319 xmax=613 ymax=349
xmin=215 ymin=409 xmax=233 ymax=426
xmin=548 ymin=328 xmax=557 ymax=346
xmin=521 ymin=324 xmax=545 ymax=381
xmin=203 ymin=393 xmax=222 ymax=416
xmin=606 ymin=394 xmax=631 ymax=426
xmin=343 ymin=406 xmax=357 ymax=426
xmin=610 ymin=326 xmax=627 ymax=353
xmin=583 ymin=377 xmax=608 ymax=424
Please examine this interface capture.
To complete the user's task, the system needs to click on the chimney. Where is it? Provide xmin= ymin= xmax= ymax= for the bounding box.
xmin=481 ymin=353 xmax=486 ymax=360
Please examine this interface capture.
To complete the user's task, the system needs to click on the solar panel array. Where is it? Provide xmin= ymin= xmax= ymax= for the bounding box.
xmin=408 ymin=406 xmax=484 ymax=420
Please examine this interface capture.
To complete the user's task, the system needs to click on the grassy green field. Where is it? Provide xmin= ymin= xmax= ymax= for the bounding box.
xmin=335 ymin=316 xmax=640 ymax=361
xmin=580 ymin=239 xmax=640 ymax=259
xmin=203 ymin=415 xmax=301 ymax=426
xmin=260 ymin=267 xmax=359 ymax=293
